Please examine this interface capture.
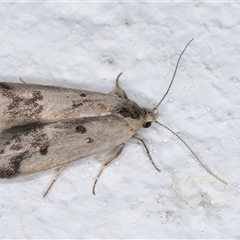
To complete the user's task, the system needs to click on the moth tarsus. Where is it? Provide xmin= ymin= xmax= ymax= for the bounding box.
xmin=0 ymin=39 xmax=227 ymax=198
xmin=43 ymin=165 xmax=67 ymax=197
xmin=131 ymin=136 xmax=161 ymax=172
xmin=92 ymin=143 xmax=125 ymax=195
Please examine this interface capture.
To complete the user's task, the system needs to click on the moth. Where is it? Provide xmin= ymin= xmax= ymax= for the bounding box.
xmin=0 ymin=39 xmax=226 ymax=197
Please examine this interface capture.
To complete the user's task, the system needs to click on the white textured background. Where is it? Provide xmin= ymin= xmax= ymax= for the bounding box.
xmin=0 ymin=2 xmax=239 ymax=239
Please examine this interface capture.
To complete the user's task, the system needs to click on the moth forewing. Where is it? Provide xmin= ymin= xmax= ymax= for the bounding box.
xmin=0 ymin=99 xmax=147 ymax=177
xmin=0 ymin=82 xmax=142 ymax=130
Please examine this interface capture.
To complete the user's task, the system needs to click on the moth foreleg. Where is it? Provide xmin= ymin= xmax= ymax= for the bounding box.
xmin=114 ymin=72 xmax=128 ymax=99
xmin=132 ymin=136 xmax=161 ymax=172
xmin=43 ymin=165 xmax=68 ymax=197
xmin=93 ymin=143 xmax=125 ymax=195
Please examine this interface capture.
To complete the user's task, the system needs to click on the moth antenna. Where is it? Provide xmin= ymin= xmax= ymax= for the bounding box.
xmin=155 ymin=121 xmax=227 ymax=185
xmin=153 ymin=38 xmax=194 ymax=111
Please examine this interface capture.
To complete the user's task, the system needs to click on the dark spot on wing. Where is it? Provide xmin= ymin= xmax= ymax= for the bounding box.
xmin=72 ymin=100 xmax=83 ymax=108
xmin=80 ymin=93 xmax=86 ymax=97
xmin=0 ymin=83 xmax=12 ymax=90
xmin=24 ymin=91 xmax=43 ymax=105
xmin=10 ymin=142 xmax=23 ymax=151
xmin=98 ymin=103 xmax=107 ymax=111
xmin=76 ymin=125 xmax=86 ymax=134
xmin=1 ymin=88 xmax=43 ymax=120
xmin=40 ymin=145 xmax=48 ymax=155
xmin=30 ymin=132 xmax=49 ymax=155
xmin=117 ymin=105 xmax=141 ymax=119
xmin=5 ymin=125 xmax=49 ymax=156
xmin=0 ymin=151 xmax=30 ymax=178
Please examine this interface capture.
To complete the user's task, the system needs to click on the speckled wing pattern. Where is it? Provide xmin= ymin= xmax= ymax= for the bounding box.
xmin=0 ymin=82 xmax=145 ymax=178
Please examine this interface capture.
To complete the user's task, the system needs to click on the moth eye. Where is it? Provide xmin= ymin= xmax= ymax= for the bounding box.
xmin=143 ymin=122 xmax=151 ymax=128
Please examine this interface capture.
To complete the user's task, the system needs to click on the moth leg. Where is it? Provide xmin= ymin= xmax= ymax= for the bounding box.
xmin=108 ymin=90 xmax=115 ymax=95
xmin=114 ymin=72 xmax=128 ymax=99
xmin=43 ymin=165 xmax=67 ymax=197
xmin=19 ymin=77 xmax=26 ymax=84
xmin=131 ymin=136 xmax=161 ymax=172
xmin=93 ymin=143 xmax=125 ymax=195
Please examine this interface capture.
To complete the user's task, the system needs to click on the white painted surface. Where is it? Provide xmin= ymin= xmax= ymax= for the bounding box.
xmin=0 ymin=2 xmax=239 ymax=238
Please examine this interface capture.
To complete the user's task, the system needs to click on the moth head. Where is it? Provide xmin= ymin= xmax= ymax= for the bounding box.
xmin=142 ymin=108 xmax=158 ymax=128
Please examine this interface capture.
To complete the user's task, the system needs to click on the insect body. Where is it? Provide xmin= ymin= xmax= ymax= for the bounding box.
xmin=0 ymin=82 xmax=154 ymax=176
xmin=0 ymin=39 xmax=226 ymax=196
